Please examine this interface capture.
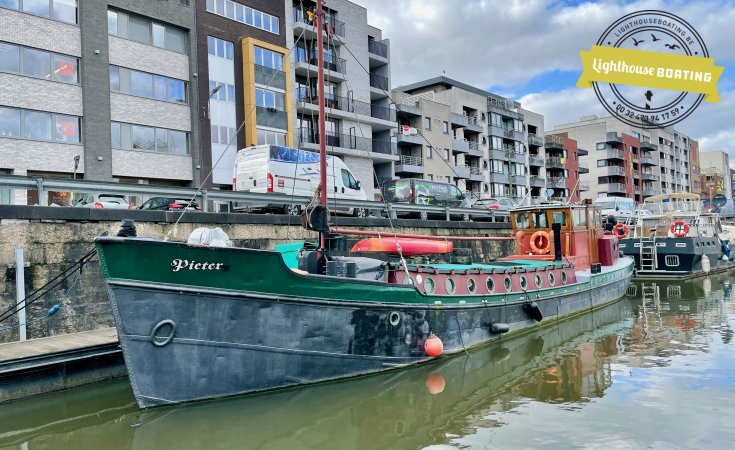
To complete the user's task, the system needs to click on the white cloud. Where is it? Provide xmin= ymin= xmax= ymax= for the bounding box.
xmin=352 ymin=0 xmax=735 ymax=164
xmin=356 ymin=0 xmax=734 ymax=89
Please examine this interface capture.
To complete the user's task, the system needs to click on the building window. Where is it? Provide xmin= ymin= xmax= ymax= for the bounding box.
xmin=210 ymin=124 xmax=236 ymax=145
xmin=424 ymin=117 xmax=431 ymax=130
xmin=253 ymin=46 xmax=284 ymax=70
xmin=207 ymin=36 xmax=233 ymax=60
xmin=0 ymin=42 xmax=79 ymax=84
xmin=427 ymin=174 xmax=433 ymax=181
xmin=0 ymin=106 xmax=79 ymax=143
xmin=255 ymin=88 xmax=285 ymax=110
xmin=257 ymin=128 xmax=286 ymax=146
xmin=108 ymin=10 xmax=188 ymax=55
xmin=442 ymin=121 xmax=449 ymax=134
xmin=205 ymin=0 xmax=279 ymax=35
xmin=443 ymin=148 xmax=449 ymax=160
xmin=1 ymin=0 xmax=78 ymax=24
xmin=110 ymin=65 xmax=187 ymax=104
xmin=112 ymin=121 xmax=189 ymax=154
xmin=209 ymin=80 xmax=235 ymax=103
xmin=426 ymin=146 xmax=433 ymax=159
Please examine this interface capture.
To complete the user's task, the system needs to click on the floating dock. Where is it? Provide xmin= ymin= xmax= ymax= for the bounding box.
xmin=0 ymin=328 xmax=125 ymax=403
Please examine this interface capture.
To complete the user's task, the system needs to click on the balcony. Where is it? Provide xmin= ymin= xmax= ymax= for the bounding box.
xmin=465 ymin=115 xmax=483 ymax=133
xmin=545 ymin=135 xmax=564 ymax=150
xmin=453 ymin=165 xmax=470 ymax=179
xmin=293 ymin=7 xmax=346 ymax=38
xmin=578 ymin=162 xmax=589 ymax=174
xmin=372 ymin=139 xmax=396 ymax=156
xmin=294 ymin=50 xmax=347 ymax=81
xmin=452 ymin=138 xmax=470 ymax=153
xmin=603 ymin=165 xmax=626 ymax=176
xmin=578 ymin=147 xmax=589 ymax=156
xmin=639 ymin=155 xmax=656 ymax=165
xmin=642 ymin=173 xmax=660 ymax=181
xmin=580 ymin=181 xmax=590 ymax=191
xmin=507 ymin=151 xmax=526 ymax=164
xmin=488 ymin=172 xmax=509 ymax=183
xmin=503 ymin=127 xmax=524 ymax=142
xmin=297 ymin=88 xmax=395 ymax=124
xmin=466 ymin=141 xmax=484 ymax=158
xmin=468 ymin=166 xmax=484 ymax=182
xmin=604 ymin=182 xmax=626 ymax=193
xmin=254 ymin=64 xmax=286 ymax=90
xmin=511 ymin=174 xmax=527 ymax=185
xmin=369 ymin=73 xmax=388 ymax=91
xmin=545 ymin=157 xmax=566 ymax=169
xmin=529 ymin=154 xmax=544 ymax=167
xmin=606 ymin=132 xmax=623 ymax=144
xmin=640 ymin=141 xmax=658 ymax=151
xmin=487 ymin=97 xmax=523 ymax=120
xmin=368 ymin=39 xmax=388 ymax=57
xmin=396 ymin=155 xmax=424 ymax=174
xmin=546 ymin=177 xmax=567 ymax=188
xmin=255 ymin=106 xmax=288 ymax=130
xmin=396 ymin=132 xmax=423 ymax=146
xmin=642 ymin=186 xmax=658 ymax=196
xmin=600 ymin=148 xmax=625 ymax=160
xmin=528 ymin=134 xmax=544 ymax=147
xmin=450 ymin=112 xmax=468 ymax=127
xmin=298 ymin=127 xmax=373 ymax=154
xmin=530 ymin=176 xmax=545 ymax=188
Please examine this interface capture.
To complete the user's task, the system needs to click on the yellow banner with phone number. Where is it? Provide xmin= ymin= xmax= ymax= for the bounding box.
xmin=577 ymin=46 xmax=723 ymax=102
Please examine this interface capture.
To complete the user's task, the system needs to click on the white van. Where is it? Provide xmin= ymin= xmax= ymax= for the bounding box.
xmin=593 ymin=196 xmax=635 ymax=224
xmin=232 ymin=145 xmax=368 ymax=216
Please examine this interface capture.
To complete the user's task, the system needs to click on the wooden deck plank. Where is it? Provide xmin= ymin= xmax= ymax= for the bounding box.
xmin=0 ymin=328 xmax=118 ymax=363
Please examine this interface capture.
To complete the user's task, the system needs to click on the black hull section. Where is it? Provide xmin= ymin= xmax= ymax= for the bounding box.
xmin=108 ymin=274 xmax=632 ymax=408
xmin=620 ymin=236 xmax=734 ymax=278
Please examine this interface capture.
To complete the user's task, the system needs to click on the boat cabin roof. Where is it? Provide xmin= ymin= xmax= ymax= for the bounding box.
xmin=642 ymin=193 xmax=702 ymax=216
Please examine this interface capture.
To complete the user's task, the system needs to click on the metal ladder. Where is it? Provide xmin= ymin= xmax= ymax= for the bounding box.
xmin=639 ymin=237 xmax=656 ymax=271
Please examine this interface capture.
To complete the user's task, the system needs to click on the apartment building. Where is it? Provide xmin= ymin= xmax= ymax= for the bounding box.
xmin=699 ymin=150 xmax=732 ymax=201
xmin=285 ymin=0 xmax=397 ymax=199
xmin=197 ymin=0 xmax=289 ymax=188
xmin=389 ymin=76 xmax=586 ymax=203
xmin=0 ymin=0 xmax=199 ymax=205
xmin=554 ymin=116 xmax=697 ymax=202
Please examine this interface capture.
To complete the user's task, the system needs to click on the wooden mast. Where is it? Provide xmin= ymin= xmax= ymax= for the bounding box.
xmin=315 ymin=0 xmax=327 ymax=251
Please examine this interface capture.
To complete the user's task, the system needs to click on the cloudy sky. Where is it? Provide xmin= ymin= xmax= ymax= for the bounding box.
xmin=352 ymin=0 xmax=734 ymax=163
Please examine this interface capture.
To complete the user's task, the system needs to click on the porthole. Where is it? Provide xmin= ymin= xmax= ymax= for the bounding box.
xmin=445 ymin=277 xmax=456 ymax=295
xmin=467 ymin=278 xmax=477 ymax=294
xmin=548 ymin=272 xmax=556 ymax=286
xmin=504 ymin=276 xmax=512 ymax=292
xmin=424 ymin=276 xmax=435 ymax=294
xmin=389 ymin=311 xmax=401 ymax=326
xmin=520 ymin=276 xmax=527 ymax=290
xmin=486 ymin=277 xmax=495 ymax=293
xmin=561 ymin=271 xmax=568 ymax=284
xmin=535 ymin=274 xmax=542 ymax=288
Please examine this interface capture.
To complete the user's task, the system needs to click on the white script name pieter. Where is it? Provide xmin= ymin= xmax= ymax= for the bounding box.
xmin=171 ymin=259 xmax=224 ymax=272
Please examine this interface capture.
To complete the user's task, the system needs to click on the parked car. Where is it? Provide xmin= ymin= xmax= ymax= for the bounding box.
xmin=72 ymin=193 xmax=131 ymax=209
xmin=470 ymin=197 xmax=516 ymax=221
xmin=472 ymin=197 xmax=517 ymax=211
xmin=139 ymin=197 xmax=201 ymax=211
xmin=382 ymin=178 xmax=471 ymax=221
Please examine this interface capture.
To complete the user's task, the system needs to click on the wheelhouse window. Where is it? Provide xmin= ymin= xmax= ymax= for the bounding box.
xmin=552 ymin=211 xmax=567 ymax=226
xmin=515 ymin=212 xmax=530 ymax=230
xmin=534 ymin=211 xmax=549 ymax=228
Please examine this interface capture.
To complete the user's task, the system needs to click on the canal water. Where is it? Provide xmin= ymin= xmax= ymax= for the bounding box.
xmin=2 ymin=275 xmax=734 ymax=449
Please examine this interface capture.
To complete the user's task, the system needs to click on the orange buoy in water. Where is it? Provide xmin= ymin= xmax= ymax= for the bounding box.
xmin=425 ymin=372 xmax=445 ymax=395
xmin=424 ymin=333 xmax=443 ymax=357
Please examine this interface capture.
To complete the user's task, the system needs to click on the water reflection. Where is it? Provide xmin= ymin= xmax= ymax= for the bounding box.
xmin=2 ymin=274 xmax=735 ymax=450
